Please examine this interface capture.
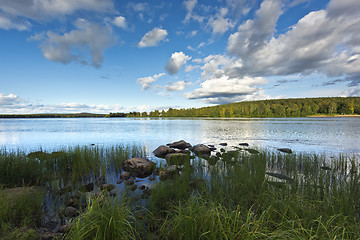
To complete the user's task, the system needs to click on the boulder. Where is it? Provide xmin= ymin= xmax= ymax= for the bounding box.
xmin=82 ymin=182 xmax=94 ymax=192
xmin=209 ymin=147 xmax=217 ymax=151
xmin=100 ymin=184 xmax=115 ymax=191
xmin=190 ymin=144 xmax=211 ymax=155
xmin=125 ymin=177 xmax=135 ymax=185
xmin=165 ymin=153 xmax=190 ymax=165
xmin=167 ymin=140 xmax=192 ymax=150
xmin=277 ymin=148 xmax=292 ymax=154
xmin=219 ymin=143 xmax=228 ymax=146
xmin=239 ymin=143 xmax=249 ymax=146
xmin=120 ymin=171 xmax=131 ymax=180
xmin=65 ymin=206 xmax=79 ymax=218
xmin=123 ymin=157 xmax=156 ymax=178
xmin=153 ymin=145 xmax=176 ymax=158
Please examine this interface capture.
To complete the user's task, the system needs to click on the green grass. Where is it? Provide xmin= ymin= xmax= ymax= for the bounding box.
xmin=1 ymin=145 xmax=360 ymax=239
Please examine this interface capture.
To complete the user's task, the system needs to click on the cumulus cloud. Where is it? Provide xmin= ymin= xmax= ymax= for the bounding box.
xmin=207 ymin=7 xmax=234 ymax=35
xmin=0 ymin=0 xmax=113 ymax=21
xmin=31 ymin=19 xmax=117 ymax=68
xmin=137 ymin=73 xmax=165 ymax=90
xmin=227 ymin=0 xmax=360 ymax=84
xmin=0 ymin=14 xmax=31 ymax=30
xmin=185 ymin=76 xmax=267 ymax=104
xmin=0 ymin=93 xmax=20 ymax=105
xmin=138 ymin=27 xmax=168 ymax=48
xmin=112 ymin=16 xmax=127 ymax=29
xmin=165 ymin=81 xmax=192 ymax=91
xmin=165 ymin=52 xmax=191 ymax=75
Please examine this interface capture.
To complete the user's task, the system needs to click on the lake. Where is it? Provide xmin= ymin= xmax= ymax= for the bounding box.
xmin=0 ymin=117 xmax=359 ymax=156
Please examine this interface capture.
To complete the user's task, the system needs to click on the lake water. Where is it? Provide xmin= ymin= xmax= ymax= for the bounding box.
xmin=0 ymin=117 xmax=359 ymax=156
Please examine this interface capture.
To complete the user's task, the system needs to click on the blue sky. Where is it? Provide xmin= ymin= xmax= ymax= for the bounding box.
xmin=0 ymin=0 xmax=359 ymax=114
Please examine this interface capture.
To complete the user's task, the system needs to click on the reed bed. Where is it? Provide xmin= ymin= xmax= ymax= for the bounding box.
xmin=0 ymin=145 xmax=359 ymax=239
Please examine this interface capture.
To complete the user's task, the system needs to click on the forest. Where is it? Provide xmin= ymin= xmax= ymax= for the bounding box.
xmin=142 ymin=97 xmax=360 ymax=118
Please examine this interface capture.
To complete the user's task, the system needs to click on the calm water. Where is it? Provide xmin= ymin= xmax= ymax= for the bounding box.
xmin=0 ymin=117 xmax=359 ymax=156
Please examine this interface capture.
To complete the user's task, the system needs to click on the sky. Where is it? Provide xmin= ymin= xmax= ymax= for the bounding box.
xmin=0 ymin=0 xmax=359 ymax=114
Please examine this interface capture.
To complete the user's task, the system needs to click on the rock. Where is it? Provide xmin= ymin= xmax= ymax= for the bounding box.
xmin=125 ymin=177 xmax=135 ymax=185
xmin=148 ymin=176 xmax=156 ymax=181
xmin=277 ymin=148 xmax=292 ymax=154
xmin=123 ymin=157 xmax=156 ymax=178
xmin=153 ymin=145 xmax=176 ymax=158
xmin=265 ymin=172 xmax=293 ymax=182
xmin=176 ymin=149 xmax=190 ymax=154
xmin=41 ymin=232 xmax=55 ymax=240
xmin=65 ymin=206 xmax=79 ymax=218
xmin=167 ymin=140 xmax=192 ymax=150
xmin=42 ymin=221 xmax=58 ymax=231
xmin=216 ymin=152 xmax=222 ymax=157
xmin=58 ymin=224 xmax=72 ymax=233
xmin=120 ymin=171 xmax=131 ymax=180
xmin=209 ymin=147 xmax=217 ymax=151
xmin=159 ymin=171 xmax=167 ymax=181
xmin=116 ymin=179 xmax=124 ymax=184
xmin=245 ymin=149 xmax=259 ymax=154
xmin=142 ymin=187 xmax=152 ymax=198
xmin=129 ymin=185 xmax=137 ymax=191
xmin=239 ymin=143 xmax=249 ymax=146
xmin=219 ymin=143 xmax=227 ymax=146
xmin=27 ymin=151 xmax=52 ymax=160
xmin=82 ymin=182 xmax=94 ymax=192
xmin=190 ymin=144 xmax=211 ymax=155
xmin=139 ymin=185 xmax=146 ymax=190
xmin=165 ymin=153 xmax=190 ymax=165
xmin=166 ymin=165 xmax=179 ymax=177
xmin=208 ymin=144 xmax=215 ymax=147
xmin=100 ymin=184 xmax=115 ymax=191
xmin=154 ymin=168 xmax=159 ymax=175
xmin=220 ymin=148 xmax=226 ymax=153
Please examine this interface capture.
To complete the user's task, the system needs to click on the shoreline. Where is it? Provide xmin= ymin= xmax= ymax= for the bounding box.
xmin=307 ymin=114 xmax=360 ymax=118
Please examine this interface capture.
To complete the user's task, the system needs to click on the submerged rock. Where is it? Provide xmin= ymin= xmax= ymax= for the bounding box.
xmin=190 ymin=144 xmax=211 ymax=155
xmin=123 ymin=157 xmax=156 ymax=178
xmin=100 ymin=184 xmax=115 ymax=191
xmin=165 ymin=153 xmax=190 ymax=165
xmin=277 ymin=148 xmax=293 ymax=154
xmin=120 ymin=171 xmax=131 ymax=180
xmin=167 ymin=140 xmax=192 ymax=150
xmin=153 ymin=145 xmax=176 ymax=158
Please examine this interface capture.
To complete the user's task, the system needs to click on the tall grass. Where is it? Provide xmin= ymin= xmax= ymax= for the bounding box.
xmin=65 ymin=193 xmax=138 ymax=240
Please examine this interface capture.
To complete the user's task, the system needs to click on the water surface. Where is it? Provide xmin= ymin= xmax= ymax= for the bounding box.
xmin=0 ymin=117 xmax=359 ymax=156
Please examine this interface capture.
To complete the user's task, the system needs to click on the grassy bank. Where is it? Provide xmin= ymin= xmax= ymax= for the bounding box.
xmin=1 ymin=145 xmax=360 ymax=239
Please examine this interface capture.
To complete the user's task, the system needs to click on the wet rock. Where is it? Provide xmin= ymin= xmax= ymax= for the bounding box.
xmin=129 ymin=185 xmax=137 ymax=191
xmin=245 ymin=149 xmax=259 ymax=154
xmin=219 ymin=143 xmax=228 ymax=146
xmin=42 ymin=221 xmax=58 ymax=231
xmin=100 ymin=184 xmax=115 ymax=191
xmin=82 ymin=182 xmax=94 ymax=192
xmin=41 ymin=232 xmax=55 ymax=240
xmin=167 ymin=140 xmax=192 ymax=150
xmin=265 ymin=172 xmax=293 ymax=182
xmin=116 ymin=179 xmax=124 ymax=184
xmin=277 ymin=148 xmax=293 ymax=154
xmin=239 ymin=143 xmax=249 ymax=146
xmin=123 ymin=157 xmax=156 ymax=178
xmin=208 ymin=144 xmax=215 ymax=147
xmin=139 ymin=185 xmax=146 ymax=190
xmin=220 ymin=148 xmax=226 ymax=153
xmin=209 ymin=147 xmax=217 ymax=151
xmin=153 ymin=145 xmax=176 ymax=158
xmin=65 ymin=206 xmax=79 ymax=218
xmin=125 ymin=177 xmax=135 ymax=185
xmin=165 ymin=153 xmax=190 ymax=165
xmin=58 ymin=224 xmax=72 ymax=233
xmin=142 ymin=187 xmax=152 ymax=198
xmin=176 ymin=149 xmax=190 ymax=154
xmin=148 ymin=176 xmax=156 ymax=181
xmin=190 ymin=144 xmax=211 ymax=155
xmin=120 ymin=171 xmax=131 ymax=180
xmin=216 ymin=152 xmax=222 ymax=157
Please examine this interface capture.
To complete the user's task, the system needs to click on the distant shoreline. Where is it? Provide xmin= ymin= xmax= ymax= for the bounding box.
xmin=307 ymin=114 xmax=360 ymax=118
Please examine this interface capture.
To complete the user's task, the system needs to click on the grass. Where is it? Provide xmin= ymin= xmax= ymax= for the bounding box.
xmin=0 ymin=145 xmax=360 ymax=239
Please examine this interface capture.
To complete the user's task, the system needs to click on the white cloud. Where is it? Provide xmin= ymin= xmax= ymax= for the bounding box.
xmin=138 ymin=27 xmax=168 ymax=48
xmin=187 ymin=30 xmax=198 ymax=38
xmin=0 ymin=0 xmax=113 ymax=21
xmin=31 ymin=19 xmax=117 ymax=68
xmin=137 ymin=73 xmax=165 ymax=90
xmin=0 ymin=14 xmax=31 ymax=30
xmin=165 ymin=81 xmax=192 ymax=91
xmin=165 ymin=52 xmax=191 ymax=75
xmin=0 ymin=93 xmax=20 ymax=105
xmin=208 ymin=7 xmax=234 ymax=35
xmin=183 ymin=0 xmax=197 ymax=22
xmin=185 ymin=76 xmax=267 ymax=104
xmin=112 ymin=16 xmax=127 ymax=30
xmin=227 ymin=0 xmax=360 ymax=86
